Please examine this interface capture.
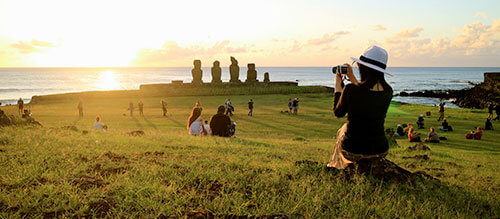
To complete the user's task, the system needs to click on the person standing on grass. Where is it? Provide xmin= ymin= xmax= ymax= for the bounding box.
xmin=288 ymin=98 xmax=292 ymax=113
xmin=488 ymin=103 xmax=494 ymax=119
xmin=128 ymin=101 xmax=134 ymax=116
xmin=248 ymin=99 xmax=254 ymax=116
xmin=438 ymin=102 xmax=445 ymax=121
xmin=77 ymin=98 xmax=83 ymax=118
xmin=493 ymin=104 xmax=500 ymax=121
xmin=225 ymin=99 xmax=233 ymax=116
xmin=161 ymin=100 xmax=167 ymax=117
xmin=292 ymin=98 xmax=299 ymax=114
xmin=138 ymin=100 xmax=144 ymax=116
xmin=17 ymin=98 xmax=24 ymax=115
xmin=328 ymin=45 xmax=393 ymax=169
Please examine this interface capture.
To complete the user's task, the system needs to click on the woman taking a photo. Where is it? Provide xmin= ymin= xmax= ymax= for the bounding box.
xmin=328 ymin=45 xmax=393 ymax=169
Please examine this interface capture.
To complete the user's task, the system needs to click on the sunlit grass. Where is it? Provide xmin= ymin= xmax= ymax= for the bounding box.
xmin=0 ymin=93 xmax=499 ymax=217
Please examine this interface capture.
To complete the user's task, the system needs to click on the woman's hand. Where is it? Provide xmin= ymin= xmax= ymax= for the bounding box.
xmin=344 ymin=63 xmax=359 ymax=85
xmin=334 ymin=69 xmax=343 ymax=93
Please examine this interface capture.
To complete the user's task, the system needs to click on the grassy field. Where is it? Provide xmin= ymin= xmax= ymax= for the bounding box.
xmin=0 ymin=93 xmax=499 ymax=218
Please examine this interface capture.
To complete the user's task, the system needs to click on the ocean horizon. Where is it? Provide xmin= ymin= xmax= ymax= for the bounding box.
xmin=1 ymin=67 xmax=499 ymax=107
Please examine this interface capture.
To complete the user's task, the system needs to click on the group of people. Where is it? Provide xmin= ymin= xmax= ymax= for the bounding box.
xmin=287 ymin=98 xmax=300 ymax=114
xmin=188 ymin=101 xmax=236 ymax=137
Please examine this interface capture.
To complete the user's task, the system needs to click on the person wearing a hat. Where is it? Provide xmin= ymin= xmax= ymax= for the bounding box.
xmin=417 ymin=114 xmax=425 ymax=129
xmin=328 ymin=45 xmax=393 ymax=169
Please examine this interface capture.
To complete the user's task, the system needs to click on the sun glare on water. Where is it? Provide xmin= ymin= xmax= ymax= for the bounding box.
xmin=98 ymin=70 xmax=120 ymax=90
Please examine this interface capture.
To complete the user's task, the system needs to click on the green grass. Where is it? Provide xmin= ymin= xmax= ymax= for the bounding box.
xmin=0 ymin=93 xmax=499 ymax=218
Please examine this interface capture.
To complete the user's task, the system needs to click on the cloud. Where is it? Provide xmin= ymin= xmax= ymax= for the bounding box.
xmin=10 ymin=39 xmax=57 ymax=54
xmin=289 ymin=40 xmax=302 ymax=52
xmin=386 ymin=26 xmax=424 ymax=43
xmin=306 ymin=31 xmax=351 ymax=46
xmin=384 ymin=20 xmax=500 ymax=65
xmin=474 ymin=11 xmax=487 ymax=19
xmin=374 ymin=24 xmax=387 ymax=31
xmin=133 ymin=40 xmax=249 ymax=66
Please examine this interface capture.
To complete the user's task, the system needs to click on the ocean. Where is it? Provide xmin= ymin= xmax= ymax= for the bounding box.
xmin=1 ymin=67 xmax=499 ymax=107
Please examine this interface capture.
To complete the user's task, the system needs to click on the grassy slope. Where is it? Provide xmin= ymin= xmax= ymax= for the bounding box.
xmin=0 ymin=93 xmax=499 ymax=218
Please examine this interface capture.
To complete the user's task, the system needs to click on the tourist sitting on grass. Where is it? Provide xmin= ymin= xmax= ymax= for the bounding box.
xmin=210 ymin=105 xmax=233 ymax=137
xmin=466 ymin=127 xmax=483 ymax=140
xmin=416 ymin=114 xmax=425 ymax=129
xmin=93 ymin=116 xmax=107 ymax=132
xmin=439 ymin=119 xmax=453 ymax=131
xmin=327 ymin=45 xmax=393 ymax=169
xmin=485 ymin=118 xmax=494 ymax=130
xmin=424 ymin=127 xmax=440 ymax=143
xmin=396 ymin=124 xmax=405 ymax=136
xmin=21 ymin=109 xmax=31 ymax=118
xmin=203 ymin=120 xmax=210 ymax=134
xmin=407 ymin=125 xmax=421 ymax=142
xmin=187 ymin=106 xmax=207 ymax=136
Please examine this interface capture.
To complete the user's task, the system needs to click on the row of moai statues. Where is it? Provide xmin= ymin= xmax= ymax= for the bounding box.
xmin=191 ymin=57 xmax=270 ymax=84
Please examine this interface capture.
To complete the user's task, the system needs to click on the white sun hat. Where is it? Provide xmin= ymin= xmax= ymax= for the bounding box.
xmin=351 ymin=45 xmax=392 ymax=76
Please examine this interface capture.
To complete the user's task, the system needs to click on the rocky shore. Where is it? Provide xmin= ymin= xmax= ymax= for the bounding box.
xmin=398 ymin=81 xmax=499 ymax=108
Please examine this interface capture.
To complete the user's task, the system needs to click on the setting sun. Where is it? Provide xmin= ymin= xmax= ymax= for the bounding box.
xmin=97 ymin=70 xmax=119 ymax=90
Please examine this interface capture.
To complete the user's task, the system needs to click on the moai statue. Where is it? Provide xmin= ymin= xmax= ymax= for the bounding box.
xmin=264 ymin=72 xmax=270 ymax=83
xmin=191 ymin=59 xmax=203 ymax=84
xmin=211 ymin=60 xmax=222 ymax=83
xmin=246 ymin=63 xmax=258 ymax=83
xmin=229 ymin=56 xmax=240 ymax=83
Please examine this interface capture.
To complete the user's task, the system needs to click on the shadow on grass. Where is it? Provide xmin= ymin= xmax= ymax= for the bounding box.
xmin=165 ymin=116 xmax=185 ymax=128
xmin=131 ymin=116 xmax=143 ymax=129
xmin=142 ymin=117 xmax=157 ymax=129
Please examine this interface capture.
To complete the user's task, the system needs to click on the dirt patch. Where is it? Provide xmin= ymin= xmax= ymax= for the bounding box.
xmin=183 ymin=179 xmax=223 ymax=200
xmin=295 ymin=160 xmax=319 ymax=166
xmin=267 ymin=154 xmax=284 ymax=160
xmin=406 ymin=143 xmax=431 ymax=151
xmin=61 ymin=126 xmax=78 ymax=132
xmin=128 ymin=130 xmax=145 ymax=136
xmin=144 ymin=151 xmax=165 ymax=156
xmin=102 ymin=151 xmax=127 ymax=162
xmin=184 ymin=210 xmax=289 ymax=219
xmin=86 ymin=196 xmax=116 ymax=218
xmin=402 ymin=155 xmax=430 ymax=160
xmin=72 ymin=175 xmax=108 ymax=190
xmin=91 ymin=163 xmax=129 ymax=176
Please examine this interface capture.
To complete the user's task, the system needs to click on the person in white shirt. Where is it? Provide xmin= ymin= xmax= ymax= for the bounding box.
xmin=187 ymin=105 xmax=207 ymax=136
xmin=203 ymin=120 xmax=210 ymax=135
xmin=93 ymin=116 xmax=107 ymax=132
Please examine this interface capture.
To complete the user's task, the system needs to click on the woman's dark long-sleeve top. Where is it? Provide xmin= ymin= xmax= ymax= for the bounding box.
xmin=333 ymin=83 xmax=393 ymax=155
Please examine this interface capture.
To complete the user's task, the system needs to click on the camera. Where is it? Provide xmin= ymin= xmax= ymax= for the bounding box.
xmin=332 ymin=65 xmax=348 ymax=75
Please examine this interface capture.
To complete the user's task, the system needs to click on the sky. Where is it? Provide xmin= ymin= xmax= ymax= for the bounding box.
xmin=0 ymin=0 xmax=499 ymax=67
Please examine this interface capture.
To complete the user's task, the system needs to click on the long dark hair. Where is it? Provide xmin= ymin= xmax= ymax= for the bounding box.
xmin=358 ymin=64 xmax=392 ymax=93
xmin=187 ymin=107 xmax=202 ymax=130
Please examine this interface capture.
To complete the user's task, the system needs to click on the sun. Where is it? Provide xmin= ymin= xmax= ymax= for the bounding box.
xmin=98 ymin=70 xmax=120 ymax=90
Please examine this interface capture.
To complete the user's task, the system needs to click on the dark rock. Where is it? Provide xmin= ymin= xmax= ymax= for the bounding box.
xmin=246 ymin=63 xmax=258 ymax=83
xmin=211 ymin=60 xmax=222 ymax=83
xmin=128 ymin=130 xmax=145 ymax=136
xmin=82 ymin=130 xmax=89 ymax=135
xmin=191 ymin=59 xmax=203 ymax=84
xmin=406 ymin=143 xmax=431 ymax=151
xmin=229 ymin=56 xmax=240 ymax=83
